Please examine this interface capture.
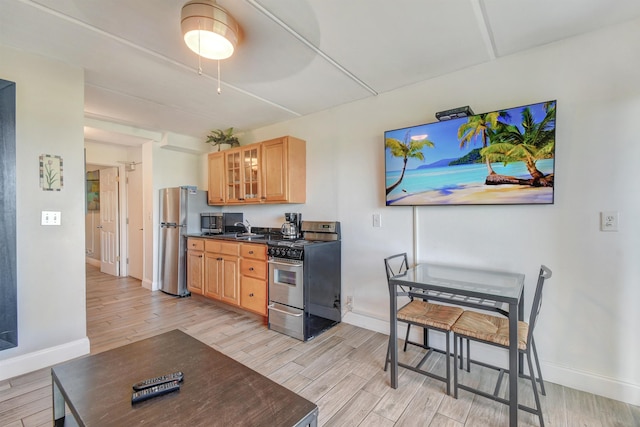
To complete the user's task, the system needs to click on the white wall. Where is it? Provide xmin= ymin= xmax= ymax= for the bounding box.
xmin=241 ymin=19 xmax=640 ymax=405
xmin=0 ymin=46 xmax=89 ymax=379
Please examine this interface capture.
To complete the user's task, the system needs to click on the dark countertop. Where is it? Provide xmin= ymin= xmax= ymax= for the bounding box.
xmin=186 ymin=227 xmax=286 ymax=244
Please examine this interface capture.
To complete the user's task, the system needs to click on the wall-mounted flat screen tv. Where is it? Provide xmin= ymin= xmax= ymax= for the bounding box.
xmin=384 ymin=100 xmax=556 ymax=206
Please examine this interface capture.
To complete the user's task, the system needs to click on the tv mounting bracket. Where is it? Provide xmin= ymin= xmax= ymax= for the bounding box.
xmin=435 ymin=106 xmax=474 ymax=121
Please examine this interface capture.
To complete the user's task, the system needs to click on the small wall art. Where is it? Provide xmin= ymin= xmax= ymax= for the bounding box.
xmin=40 ymin=154 xmax=63 ymax=191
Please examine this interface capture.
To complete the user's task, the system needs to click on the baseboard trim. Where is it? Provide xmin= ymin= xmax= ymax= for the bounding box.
xmin=343 ymin=311 xmax=640 ymax=406
xmin=0 ymin=337 xmax=90 ymax=381
xmin=85 ymin=257 xmax=100 ymax=268
xmin=542 ymin=360 xmax=640 ymax=406
xmin=141 ymin=278 xmax=154 ymax=291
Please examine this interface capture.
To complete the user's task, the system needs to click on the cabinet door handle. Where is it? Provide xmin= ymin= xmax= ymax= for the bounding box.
xmin=249 ymin=293 xmax=254 ymax=297
xmin=249 ymin=267 xmax=254 ymax=271
xmin=249 ymin=250 xmax=254 ymax=254
xmin=198 ymin=255 xmax=203 ymax=258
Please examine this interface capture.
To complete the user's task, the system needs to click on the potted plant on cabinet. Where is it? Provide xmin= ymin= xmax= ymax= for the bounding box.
xmin=206 ymin=128 xmax=240 ymax=151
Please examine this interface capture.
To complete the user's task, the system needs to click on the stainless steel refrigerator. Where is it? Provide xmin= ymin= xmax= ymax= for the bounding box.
xmin=158 ymin=186 xmax=212 ymax=296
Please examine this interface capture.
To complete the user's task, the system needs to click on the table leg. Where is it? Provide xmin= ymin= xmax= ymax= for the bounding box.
xmin=518 ymin=288 xmax=525 ymax=375
xmin=389 ymin=282 xmax=398 ymax=389
xmin=508 ymin=301 xmax=518 ymax=427
xmin=52 ymin=377 xmax=65 ymax=426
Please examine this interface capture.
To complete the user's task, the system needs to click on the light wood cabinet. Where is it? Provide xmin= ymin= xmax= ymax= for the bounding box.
xmin=241 ymin=276 xmax=267 ymax=315
xmin=261 ymin=136 xmax=306 ymax=203
xmin=204 ymin=251 xmax=221 ymax=299
xmin=204 ymin=240 xmax=240 ymax=306
xmin=224 ymin=143 xmax=261 ymax=204
xmin=240 ymin=243 xmax=268 ymax=316
xmin=186 ymin=238 xmax=205 ymax=295
xmin=207 ymin=152 xmax=225 ymax=205
xmin=207 ymin=136 xmax=305 ymax=205
xmin=187 ymin=239 xmax=268 ymax=317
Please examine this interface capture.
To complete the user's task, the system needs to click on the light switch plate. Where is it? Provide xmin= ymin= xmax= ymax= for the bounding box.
xmin=372 ymin=213 xmax=382 ymax=228
xmin=42 ymin=211 xmax=61 ymax=225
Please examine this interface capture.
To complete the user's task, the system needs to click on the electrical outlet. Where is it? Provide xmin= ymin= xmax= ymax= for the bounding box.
xmin=346 ymin=296 xmax=353 ymax=311
xmin=600 ymin=211 xmax=618 ymax=232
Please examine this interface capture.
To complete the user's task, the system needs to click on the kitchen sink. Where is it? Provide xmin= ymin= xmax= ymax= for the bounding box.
xmin=235 ymin=234 xmax=265 ymax=240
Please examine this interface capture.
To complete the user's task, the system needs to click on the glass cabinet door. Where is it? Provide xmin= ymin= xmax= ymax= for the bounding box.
xmin=226 ymin=150 xmax=241 ymax=201
xmin=242 ymin=146 xmax=260 ymax=200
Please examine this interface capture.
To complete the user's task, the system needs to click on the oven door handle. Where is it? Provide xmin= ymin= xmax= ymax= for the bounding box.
xmin=267 ymin=304 xmax=303 ymax=317
xmin=268 ymin=260 xmax=303 ymax=268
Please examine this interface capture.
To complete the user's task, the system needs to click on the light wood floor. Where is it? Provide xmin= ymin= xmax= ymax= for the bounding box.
xmin=1 ymin=265 xmax=638 ymax=426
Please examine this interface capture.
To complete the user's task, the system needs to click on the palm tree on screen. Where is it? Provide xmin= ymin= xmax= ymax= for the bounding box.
xmin=480 ymin=102 xmax=556 ymax=186
xmin=385 ymin=131 xmax=435 ymax=195
xmin=457 ymin=111 xmax=510 ymax=175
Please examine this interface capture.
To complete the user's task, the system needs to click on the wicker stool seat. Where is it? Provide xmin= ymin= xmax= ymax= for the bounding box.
xmin=451 ymin=310 xmax=529 ymax=350
xmin=398 ymin=300 xmax=463 ymax=331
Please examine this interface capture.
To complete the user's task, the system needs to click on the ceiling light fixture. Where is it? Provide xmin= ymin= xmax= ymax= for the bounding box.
xmin=181 ymin=0 xmax=240 ymax=93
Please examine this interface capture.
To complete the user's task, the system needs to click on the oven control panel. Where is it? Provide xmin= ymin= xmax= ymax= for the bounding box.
xmin=267 ymin=246 xmax=303 ymax=260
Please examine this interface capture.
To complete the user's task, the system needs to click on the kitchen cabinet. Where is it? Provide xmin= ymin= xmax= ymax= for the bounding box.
xmin=207 ymin=136 xmax=305 ymax=205
xmin=207 ymin=152 xmax=225 ymax=205
xmin=186 ymin=238 xmax=205 ymax=295
xmin=225 ymin=143 xmax=261 ymax=204
xmin=187 ymin=238 xmax=268 ymax=318
xmin=261 ymin=136 xmax=306 ymax=204
xmin=204 ymin=240 xmax=240 ymax=306
xmin=240 ymin=243 xmax=268 ymax=316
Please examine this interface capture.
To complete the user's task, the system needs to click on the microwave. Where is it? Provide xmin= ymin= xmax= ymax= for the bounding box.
xmin=201 ymin=212 xmax=243 ymax=235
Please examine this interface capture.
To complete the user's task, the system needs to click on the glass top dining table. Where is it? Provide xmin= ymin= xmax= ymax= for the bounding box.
xmin=388 ymin=263 xmax=525 ymax=426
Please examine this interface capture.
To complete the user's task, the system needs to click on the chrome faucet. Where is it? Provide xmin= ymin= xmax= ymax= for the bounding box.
xmin=234 ymin=220 xmax=251 ymax=234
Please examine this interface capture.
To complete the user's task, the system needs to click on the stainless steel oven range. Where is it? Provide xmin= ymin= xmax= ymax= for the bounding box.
xmin=267 ymin=221 xmax=341 ymax=341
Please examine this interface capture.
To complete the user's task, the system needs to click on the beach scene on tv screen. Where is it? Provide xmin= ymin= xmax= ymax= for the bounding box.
xmin=385 ymin=100 xmax=556 ymax=206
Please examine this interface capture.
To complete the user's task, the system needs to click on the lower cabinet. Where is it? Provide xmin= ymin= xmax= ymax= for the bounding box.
xmin=240 ymin=243 xmax=268 ymax=316
xmin=186 ymin=238 xmax=205 ymax=295
xmin=203 ymin=252 xmax=221 ymax=299
xmin=188 ymin=238 xmax=267 ymax=317
xmin=220 ymin=254 xmax=240 ymax=305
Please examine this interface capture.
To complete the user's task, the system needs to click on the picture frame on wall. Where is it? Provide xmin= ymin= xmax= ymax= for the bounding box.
xmin=40 ymin=154 xmax=63 ymax=191
xmin=86 ymin=170 xmax=100 ymax=210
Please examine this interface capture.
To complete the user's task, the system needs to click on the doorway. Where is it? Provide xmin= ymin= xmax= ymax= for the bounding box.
xmin=85 ymin=162 xmax=143 ymax=278
xmin=99 ymin=166 xmax=119 ymax=276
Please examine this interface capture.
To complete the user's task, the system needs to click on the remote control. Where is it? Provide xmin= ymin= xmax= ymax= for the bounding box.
xmin=131 ymin=381 xmax=180 ymax=404
xmin=132 ymin=372 xmax=184 ymax=391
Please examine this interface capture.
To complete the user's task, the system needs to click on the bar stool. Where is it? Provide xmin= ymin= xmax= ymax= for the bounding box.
xmin=384 ymin=253 xmax=463 ymax=395
xmin=452 ymin=265 xmax=552 ymax=427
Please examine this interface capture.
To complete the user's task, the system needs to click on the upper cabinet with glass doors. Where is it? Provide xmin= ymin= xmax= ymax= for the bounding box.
xmin=224 ymin=143 xmax=261 ymax=204
xmin=207 ymin=136 xmax=305 ymax=206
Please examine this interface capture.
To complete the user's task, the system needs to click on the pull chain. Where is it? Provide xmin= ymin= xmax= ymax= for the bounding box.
xmin=197 ymin=19 xmax=203 ymax=75
xmin=194 ymin=18 xmax=222 ymax=94
xmin=217 ymin=60 xmax=221 ymax=94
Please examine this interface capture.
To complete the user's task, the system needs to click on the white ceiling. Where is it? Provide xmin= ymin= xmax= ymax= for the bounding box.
xmin=2 ymin=0 xmax=640 ymax=145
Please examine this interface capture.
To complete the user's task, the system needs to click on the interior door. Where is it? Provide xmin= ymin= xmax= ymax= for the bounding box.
xmin=100 ymin=167 xmax=119 ymax=276
xmin=127 ymin=166 xmax=143 ymax=280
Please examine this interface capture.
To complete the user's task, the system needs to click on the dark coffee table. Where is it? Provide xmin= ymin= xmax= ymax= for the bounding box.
xmin=52 ymin=329 xmax=318 ymax=426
